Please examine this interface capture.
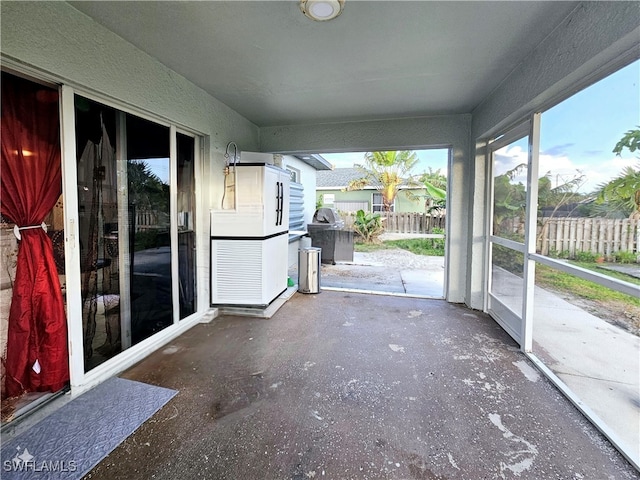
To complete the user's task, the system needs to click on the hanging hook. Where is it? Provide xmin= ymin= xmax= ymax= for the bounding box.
xmin=224 ymin=141 xmax=238 ymax=167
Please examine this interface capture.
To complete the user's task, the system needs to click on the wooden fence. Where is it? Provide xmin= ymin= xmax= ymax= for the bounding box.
xmin=340 ymin=211 xmax=638 ymax=257
xmin=536 ymin=217 xmax=638 ymax=257
xmin=342 ymin=211 xmax=446 ymax=234
xmin=135 ymin=210 xmax=159 ymax=232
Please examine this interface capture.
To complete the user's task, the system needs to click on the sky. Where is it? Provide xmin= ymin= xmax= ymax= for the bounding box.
xmin=322 ymin=58 xmax=639 ymax=194
xmin=321 ymin=149 xmax=449 ymax=178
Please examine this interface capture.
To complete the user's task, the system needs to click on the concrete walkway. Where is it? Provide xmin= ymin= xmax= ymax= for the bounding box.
xmin=491 ymin=266 xmax=640 ymax=465
xmin=291 ymin=252 xmax=445 ymax=297
xmin=531 ymin=286 xmax=639 ymax=462
xmin=85 ymin=292 xmax=637 ymax=479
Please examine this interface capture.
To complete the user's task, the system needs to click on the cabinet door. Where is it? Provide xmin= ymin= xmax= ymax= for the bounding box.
xmin=236 ymin=165 xmax=263 ymax=209
xmin=279 ymin=171 xmax=290 ymax=231
xmin=264 ymin=167 xmax=281 ymax=236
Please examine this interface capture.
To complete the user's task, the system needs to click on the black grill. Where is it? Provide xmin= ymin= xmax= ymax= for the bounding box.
xmin=307 ymin=208 xmax=354 ymax=264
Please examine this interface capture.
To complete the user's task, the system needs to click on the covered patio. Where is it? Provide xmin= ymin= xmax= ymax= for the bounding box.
xmin=83 ymin=291 xmax=635 ymax=479
xmin=1 ymin=1 xmax=638 ymax=475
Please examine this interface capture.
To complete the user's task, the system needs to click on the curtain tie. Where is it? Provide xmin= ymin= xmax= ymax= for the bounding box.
xmin=13 ymin=222 xmax=48 ymax=240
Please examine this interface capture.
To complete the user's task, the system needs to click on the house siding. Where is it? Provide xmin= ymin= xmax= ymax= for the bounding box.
xmin=316 ymin=189 xmax=426 ymax=213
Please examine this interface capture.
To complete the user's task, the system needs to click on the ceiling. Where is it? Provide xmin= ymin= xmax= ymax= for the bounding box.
xmin=69 ymin=1 xmax=579 ymax=128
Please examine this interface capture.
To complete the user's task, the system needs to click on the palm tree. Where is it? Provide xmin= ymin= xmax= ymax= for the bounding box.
xmin=346 ymin=151 xmax=418 ymax=212
xmin=420 ymin=167 xmax=447 ymax=213
xmin=594 ymin=127 xmax=640 ymax=218
xmin=593 ymin=165 xmax=640 ymax=218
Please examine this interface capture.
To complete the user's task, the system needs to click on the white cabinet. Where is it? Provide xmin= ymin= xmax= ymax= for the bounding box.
xmin=210 ymin=163 xmax=290 ymax=306
xmin=210 ymin=235 xmax=288 ymax=306
xmin=211 ymin=164 xmax=290 ymax=238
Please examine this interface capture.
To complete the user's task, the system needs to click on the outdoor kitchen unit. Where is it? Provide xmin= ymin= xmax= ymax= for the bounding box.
xmin=210 ymin=152 xmax=290 ymax=307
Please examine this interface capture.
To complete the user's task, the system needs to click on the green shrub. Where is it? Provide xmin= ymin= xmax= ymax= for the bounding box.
xmin=352 ymin=209 xmax=384 ymax=244
xmin=614 ymin=250 xmax=637 ymax=264
xmin=385 ymin=238 xmax=445 ymax=256
xmin=431 ymin=227 xmax=445 ymax=250
xmin=574 ymin=251 xmax=598 ymax=263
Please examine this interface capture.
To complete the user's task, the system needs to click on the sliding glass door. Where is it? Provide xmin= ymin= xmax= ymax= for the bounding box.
xmin=75 ymin=95 xmax=197 ymax=372
xmin=177 ymin=133 xmax=196 ymax=319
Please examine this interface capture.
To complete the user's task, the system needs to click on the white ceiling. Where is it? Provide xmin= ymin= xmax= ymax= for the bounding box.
xmin=69 ymin=1 xmax=579 ymax=127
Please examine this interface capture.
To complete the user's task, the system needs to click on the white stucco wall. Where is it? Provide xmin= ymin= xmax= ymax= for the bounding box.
xmin=281 ymin=155 xmax=320 ymax=270
xmin=1 ymin=3 xmax=259 ymax=150
xmin=260 ymin=3 xmax=639 ymax=310
xmin=2 ymin=1 xmax=636 ymax=312
xmin=472 ymin=2 xmax=640 ymax=141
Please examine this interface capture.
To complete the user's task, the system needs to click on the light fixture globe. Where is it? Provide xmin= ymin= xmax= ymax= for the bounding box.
xmin=300 ymin=0 xmax=345 ymax=21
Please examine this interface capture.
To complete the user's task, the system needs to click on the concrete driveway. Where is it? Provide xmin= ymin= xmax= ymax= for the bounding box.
xmin=321 ymin=251 xmax=444 ymax=297
xmin=290 ymin=247 xmax=445 ymax=298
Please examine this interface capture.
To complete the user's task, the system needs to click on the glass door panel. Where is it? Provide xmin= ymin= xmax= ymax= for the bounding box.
xmin=490 ymin=244 xmax=525 ymax=313
xmin=126 ymin=114 xmax=172 ymax=344
xmin=177 ymin=133 xmax=196 ymax=319
xmin=75 ymin=96 xmax=173 ymax=371
xmin=491 ymin=136 xmax=528 ymax=242
xmin=75 ymin=98 xmax=121 ymax=371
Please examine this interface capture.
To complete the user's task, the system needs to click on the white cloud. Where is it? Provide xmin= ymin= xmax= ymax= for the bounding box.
xmin=494 ymin=144 xmax=638 ymax=193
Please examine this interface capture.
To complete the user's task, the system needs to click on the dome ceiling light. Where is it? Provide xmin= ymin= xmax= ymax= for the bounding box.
xmin=300 ymin=0 xmax=345 ymax=22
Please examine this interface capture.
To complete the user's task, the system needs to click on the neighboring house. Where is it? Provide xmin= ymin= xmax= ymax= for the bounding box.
xmin=316 ymin=168 xmax=428 ymax=213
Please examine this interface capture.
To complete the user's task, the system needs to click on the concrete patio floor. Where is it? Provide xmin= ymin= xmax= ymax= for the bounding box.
xmin=85 ymin=291 xmax=636 ymax=479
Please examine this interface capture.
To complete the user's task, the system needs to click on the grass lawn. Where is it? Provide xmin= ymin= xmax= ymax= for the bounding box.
xmin=535 ymin=263 xmax=640 ymax=307
xmin=535 ymin=261 xmax=639 ymax=334
xmin=355 ymin=238 xmax=445 ymax=256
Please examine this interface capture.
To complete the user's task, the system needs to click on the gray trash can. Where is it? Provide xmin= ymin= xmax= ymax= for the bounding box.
xmin=298 ymin=247 xmax=321 ymax=294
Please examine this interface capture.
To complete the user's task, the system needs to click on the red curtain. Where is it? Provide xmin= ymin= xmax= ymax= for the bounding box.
xmin=1 ymin=74 xmax=69 ymax=397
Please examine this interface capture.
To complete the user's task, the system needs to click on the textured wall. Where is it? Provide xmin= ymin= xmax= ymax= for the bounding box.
xmin=1 ymin=2 xmax=259 ymax=151
xmin=283 ymin=155 xmax=319 ymax=228
xmin=1 ymin=0 xmax=260 ymax=222
xmin=260 ymin=115 xmax=467 ymax=154
xmin=5 ymin=2 xmax=633 ymax=311
xmin=466 ymin=1 xmax=639 ymax=310
xmin=472 ymin=1 xmax=640 ymax=139
xmin=0 ymin=2 xmax=263 ymax=363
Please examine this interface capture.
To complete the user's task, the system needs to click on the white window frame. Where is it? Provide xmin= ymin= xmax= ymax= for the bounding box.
xmin=286 ymin=166 xmax=300 ymax=183
xmin=372 ymin=192 xmax=394 ymax=212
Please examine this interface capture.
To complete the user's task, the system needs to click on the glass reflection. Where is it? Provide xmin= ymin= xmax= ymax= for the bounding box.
xmin=177 ymin=133 xmax=196 ymax=319
xmin=492 ymin=137 xmax=529 ymax=243
xmin=76 ymin=96 xmax=173 ymax=372
xmin=126 ymin=115 xmax=172 ymax=345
